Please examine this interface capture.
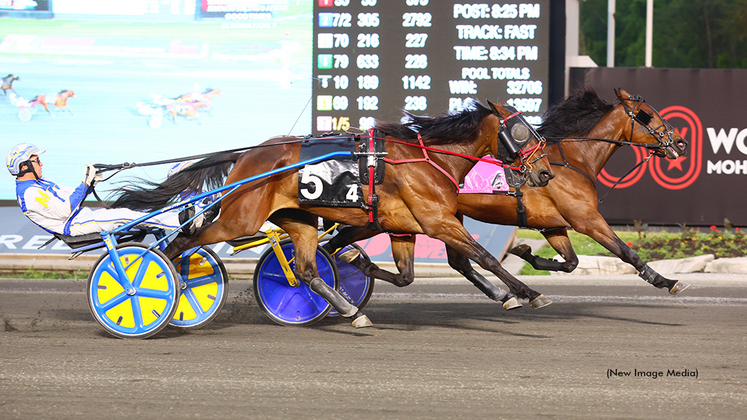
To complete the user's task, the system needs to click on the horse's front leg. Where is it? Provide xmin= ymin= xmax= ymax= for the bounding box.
xmin=572 ymin=214 xmax=689 ymax=294
xmin=424 ymin=216 xmax=550 ymax=308
xmin=446 ymin=244 xmax=520 ymax=310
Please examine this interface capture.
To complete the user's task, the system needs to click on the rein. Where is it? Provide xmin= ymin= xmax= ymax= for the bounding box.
xmin=92 ymin=139 xmax=323 ymax=174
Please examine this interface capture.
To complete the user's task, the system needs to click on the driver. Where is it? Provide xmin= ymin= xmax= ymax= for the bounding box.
xmin=7 ymin=143 xmax=203 ymax=237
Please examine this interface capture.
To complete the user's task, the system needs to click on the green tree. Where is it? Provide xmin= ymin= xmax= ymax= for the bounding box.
xmin=580 ymin=0 xmax=747 ymax=68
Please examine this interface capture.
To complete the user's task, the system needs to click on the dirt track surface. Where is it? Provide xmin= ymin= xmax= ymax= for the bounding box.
xmin=1 ymin=275 xmax=746 ymax=419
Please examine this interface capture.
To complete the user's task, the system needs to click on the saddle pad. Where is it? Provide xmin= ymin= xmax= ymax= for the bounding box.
xmin=298 ymin=135 xmax=364 ymax=208
xmin=459 ymin=157 xmax=509 ymax=194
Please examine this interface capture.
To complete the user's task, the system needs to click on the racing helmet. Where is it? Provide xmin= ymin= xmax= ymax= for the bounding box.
xmin=167 ymin=161 xmax=194 ymax=178
xmin=7 ymin=143 xmax=45 ymax=176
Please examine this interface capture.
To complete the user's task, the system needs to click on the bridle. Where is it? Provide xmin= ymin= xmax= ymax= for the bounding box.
xmin=619 ymin=94 xmax=678 ymax=157
xmin=548 ymin=94 xmax=682 ymax=202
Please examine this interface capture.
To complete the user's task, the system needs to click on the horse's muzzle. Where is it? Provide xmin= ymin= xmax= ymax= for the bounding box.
xmin=528 ymin=169 xmax=554 ymax=188
xmin=673 ymin=138 xmax=688 ymax=157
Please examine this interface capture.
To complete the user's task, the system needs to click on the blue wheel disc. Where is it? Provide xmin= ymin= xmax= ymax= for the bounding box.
xmin=253 ymin=240 xmax=339 ymax=326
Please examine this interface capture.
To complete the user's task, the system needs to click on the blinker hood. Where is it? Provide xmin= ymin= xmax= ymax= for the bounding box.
xmin=498 ymin=105 xmax=536 ymax=162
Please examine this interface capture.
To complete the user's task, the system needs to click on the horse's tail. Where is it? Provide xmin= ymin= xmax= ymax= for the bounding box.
xmin=110 ymin=152 xmax=242 ymax=211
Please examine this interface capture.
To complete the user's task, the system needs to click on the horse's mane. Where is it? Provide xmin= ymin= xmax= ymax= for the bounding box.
xmin=374 ymin=101 xmax=493 ymax=145
xmin=539 ymin=88 xmax=614 ymax=144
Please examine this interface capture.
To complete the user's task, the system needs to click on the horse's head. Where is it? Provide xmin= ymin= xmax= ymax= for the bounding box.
xmin=614 ymin=88 xmax=688 ymax=159
xmin=487 ymin=100 xmax=555 ymax=187
xmin=59 ymin=90 xmax=74 ymax=98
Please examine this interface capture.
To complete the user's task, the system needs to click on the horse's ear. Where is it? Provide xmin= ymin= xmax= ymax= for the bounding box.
xmin=486 ymin=99 xmax=506 ymax=116
xmin=615 ymin=88 xmax=632 ymax=102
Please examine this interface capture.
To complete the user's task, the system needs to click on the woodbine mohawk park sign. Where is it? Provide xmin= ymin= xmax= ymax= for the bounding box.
xmin=570 ymin=67 xmax=747 ymax=227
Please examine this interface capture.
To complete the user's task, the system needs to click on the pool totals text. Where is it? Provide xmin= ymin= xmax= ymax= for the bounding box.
xmin=312 ymin=1 xmax=550 ymax=134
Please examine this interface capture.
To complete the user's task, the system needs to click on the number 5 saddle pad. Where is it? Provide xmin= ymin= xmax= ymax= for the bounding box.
xmin=298 ymin=134 xmax=364 ymax=208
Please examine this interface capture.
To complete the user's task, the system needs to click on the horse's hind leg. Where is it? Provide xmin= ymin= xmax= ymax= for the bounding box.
xmin=39 ymin=102 xmax=53 ymax=117
xmin=510 ymin=228 xmax=578 ymax=272
xmin=277 ymin=213 xmax=373 ymax=328
xmin=163 ymin=217 xmax=246 ymax=259
xmin=323 ymin=227 xmax=416 ymax=287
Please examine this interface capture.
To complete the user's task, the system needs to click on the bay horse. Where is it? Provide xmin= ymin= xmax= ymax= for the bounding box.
xmin=322 ymin=88 xmax=691 ymax=297
xmin=176 ymin=88 xmax=221 ymax=111
xmin=163 ymin=101 xmax=202 ymax=124
xmin=30 ymin=90 xmax=75 ymax=116
xmin=1 ymin=74 xmax=19 ymax=95
xmin=110 ymin=100 xmax=555 ymax=327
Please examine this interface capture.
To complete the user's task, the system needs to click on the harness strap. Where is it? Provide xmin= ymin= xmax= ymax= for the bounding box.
xmin=383 ymin=134 xmax=461 ymax=190
xmin=514 ymin=185 xmax=528 ymax=227
xmin=549 ymin=142 xmax=597 ymax=186
xmin=549 ymin=141 xmax=655 ymax=204
xmin=365 ymin=129 xmax=383 ymax=231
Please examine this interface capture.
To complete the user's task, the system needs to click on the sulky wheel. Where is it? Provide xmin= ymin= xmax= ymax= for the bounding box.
xmin=253 ymin=239 xmax=339 ymax=326
xmin=149 ymin=113 xmax=163 ymax=129
xmin=18 ymin=108 xmax=32 ymax=122
xmin=328 ymin=243 xmax=374 ymax=317
xmin=169 ymin=246 xmax=228 ymax=329
xmin=87 ymin=243 xmax=180 ymax=339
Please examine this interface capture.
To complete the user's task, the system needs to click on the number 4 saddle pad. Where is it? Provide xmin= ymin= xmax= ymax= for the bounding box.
xmin=458 ymin=157 xmax=510 ymax=194
xmin=298 ymin=134 xmax=364 ymax=208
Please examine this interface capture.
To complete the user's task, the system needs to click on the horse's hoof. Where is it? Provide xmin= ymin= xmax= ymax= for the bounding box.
xmin=669 ymin=281 xmax=690 ymax=295
xmin=529 ymin=295 xmax=552 ymax=309
xmin=502 ymin=297 xmax=522 ymax=310
xmin=338 ymin=247 xmax=361 ymax=263
xmin=509 ymin=244 xmax=532 ymax=259
xmin=351 ymin=313 xmax=373 ymax=328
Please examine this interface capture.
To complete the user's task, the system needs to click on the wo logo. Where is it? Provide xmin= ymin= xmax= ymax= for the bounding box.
xmin=597 ymin=105 xmax=702 ymax=190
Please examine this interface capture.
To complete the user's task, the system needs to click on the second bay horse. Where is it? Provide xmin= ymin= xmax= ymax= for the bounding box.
xmin=111 ymin=100 xmax=555 ymax=327
xmin=323 ymin=88 xmax=691 ymax=298
xmin=176 ymin=88 xmax=221 ymax=111
xmin=1 ymin=74 xmax=19 ymax=95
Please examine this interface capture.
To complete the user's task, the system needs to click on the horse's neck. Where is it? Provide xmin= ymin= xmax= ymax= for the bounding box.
xmin=450 ymin=123 xmax=499 ymax=181
xmin=561 ymin=109 xmax=628 ymax=177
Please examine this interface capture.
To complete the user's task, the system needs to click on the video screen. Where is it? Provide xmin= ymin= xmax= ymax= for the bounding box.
xmin=1 ymin=0 xmax=549 ymax=201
